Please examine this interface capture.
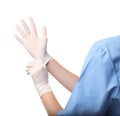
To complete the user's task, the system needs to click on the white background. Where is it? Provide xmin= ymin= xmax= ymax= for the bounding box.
xmin=0 ymin=0 xmax=120 ymax=115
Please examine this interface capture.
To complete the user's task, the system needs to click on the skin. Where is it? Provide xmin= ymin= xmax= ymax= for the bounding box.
xmin=40 ymin=58 xmax=78 ymax=115
xmin=41 ymin=92 xmax=63 ymax=116
xmin=15 ymin=17 xmax=79 ymax=115
xmin=47 ymin=58 xmax=79 ymax=92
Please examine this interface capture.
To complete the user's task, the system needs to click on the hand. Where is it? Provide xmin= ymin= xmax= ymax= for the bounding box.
xmin=26 ymin=60 xmax=52 ymax=97
xmin=14 ymin=17 xmax=50 ymax=63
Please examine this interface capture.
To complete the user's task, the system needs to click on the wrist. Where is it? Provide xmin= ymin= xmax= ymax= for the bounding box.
xmin=37 ymin=53 xmax=52 ymax=65
xmin=36 ymin=83 xmax=52 ymax=97
xmin=44 ymin=53 xmax=52 ymax=65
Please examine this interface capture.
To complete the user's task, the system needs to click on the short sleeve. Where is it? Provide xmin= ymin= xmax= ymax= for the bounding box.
xmin=57 ymin=44 xmax=119 ymax=116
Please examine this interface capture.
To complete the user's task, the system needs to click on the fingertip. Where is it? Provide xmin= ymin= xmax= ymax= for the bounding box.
xmin=42 ymin=25 xmax=47 ymax=39
xmin=29 ymin=16 xmax=33 ymax=22
xmin=43 ymin=25 xmax=46 ymax=29
xmin=42 ymin=25 xmax=46 ymax=32
xmin=14 ymin=35 xmax=24 ymax=44
xmin=29 ymin=16 xmax=32 ymax=19
xmin=26 ymin=69 xmax=29 ymax=75
xmin=20 ymin=19 xmax=25 ymax=24
xmin=27 ymin=72 xmax=30 ymax=75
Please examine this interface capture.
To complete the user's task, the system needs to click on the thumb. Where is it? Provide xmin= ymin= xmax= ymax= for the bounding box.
xmin=42 ymin=26 xmax=47 ymax=40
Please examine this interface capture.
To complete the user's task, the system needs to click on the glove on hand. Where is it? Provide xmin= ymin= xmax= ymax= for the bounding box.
xmin=26 ymin=60 xmax=52 ymax=97
xmin=14 ymin=17 xmax=51 ymax=64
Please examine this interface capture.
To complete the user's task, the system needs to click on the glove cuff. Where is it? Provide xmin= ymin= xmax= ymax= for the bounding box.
xmin=44 ymin=53 xmax=52 ymax=65
xmin=37 ymin=53 xmax=51 ymax=65
xmin=36 ymin=82 xmax=52 ymax=97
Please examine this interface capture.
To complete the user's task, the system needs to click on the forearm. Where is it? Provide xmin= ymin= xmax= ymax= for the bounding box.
xmin=41 ymin=92 xmax=63 ymax=116
xmin=47 ymin=58 xmax=79 ymax=92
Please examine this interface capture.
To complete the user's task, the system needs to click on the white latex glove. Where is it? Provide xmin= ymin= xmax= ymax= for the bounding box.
xmin=26 ymin=60 xmax=52 ymax=97
xmin=14 ymin=17 xmax=51 ymax=64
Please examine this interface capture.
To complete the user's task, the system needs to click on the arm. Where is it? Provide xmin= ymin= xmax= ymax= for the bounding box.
xmin=47 ymin=58 xmax=79 ymax=92
xmin=41 ymin=92 xmax=63 ymax=116
xmin=26 ymin=60 xmax=63 ymax=116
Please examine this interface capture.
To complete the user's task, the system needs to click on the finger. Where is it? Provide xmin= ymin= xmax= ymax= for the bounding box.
xmin=26 ymin=70 xmax=30 ymax=75
xmin=14 ymin=34 xmax=24 ymax=45
xmin=21 ymin=19 xmax=31 ymax=34
xmin=42 ymin=26 xmax=47 ymax=40
xmin=16 ymin=24 xmax=26 ymax=38
xmin=29 ymin=17 xmax=37 ymax=35
xmin=26 ymin=69 xmax=31 ymax=75
xmin=26 ymin=68 xmax=34 ymax=76
xmin=26 ymin=67 xmax=32 ymax=73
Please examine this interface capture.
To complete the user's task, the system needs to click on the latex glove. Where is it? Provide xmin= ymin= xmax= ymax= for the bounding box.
xmin=26 ymin=60 xmax=52 ymax=97
xmin=14 ymin=17 xmax=51 ymax=64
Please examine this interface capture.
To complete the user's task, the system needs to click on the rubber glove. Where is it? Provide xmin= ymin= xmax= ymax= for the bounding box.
xmin=26 ymin=59 xmax=52 ymax=97
xmin=14 ymin=17 xmax=51 ymax=64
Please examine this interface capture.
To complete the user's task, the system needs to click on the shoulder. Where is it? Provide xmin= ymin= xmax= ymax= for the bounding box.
xmin=93 ymin=35 xmax=120 ymax=50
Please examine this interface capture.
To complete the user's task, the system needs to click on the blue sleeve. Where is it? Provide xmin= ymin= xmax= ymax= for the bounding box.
xmin=57 ymin=43 xmax=119 ymax=116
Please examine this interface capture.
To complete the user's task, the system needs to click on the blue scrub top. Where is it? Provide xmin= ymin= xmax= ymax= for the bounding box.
xmin=57 ymin=36 xmax=120 ymax=116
